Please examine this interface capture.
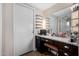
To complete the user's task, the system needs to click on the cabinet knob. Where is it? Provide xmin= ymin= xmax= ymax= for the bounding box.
xmin=46 ymin=40 xmax=48 ymax=42
xmin=64 ymin=46 xmax=69 ymax=49
xmin=64 ymin=53 xmax=69 ymax=56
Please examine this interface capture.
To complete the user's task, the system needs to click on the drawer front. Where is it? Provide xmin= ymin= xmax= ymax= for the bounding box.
xmin=55 ymin=41 xmax=76 ymax=51
xmin=58 ymin=49 xmax=72 ymax=56
xmin=58 ymin=48 xmax=78 ymax=56
xmin=58 ymin=42 xmax=78 ymax=56
xmin=42 ymin=38 xmax=55 ymax=45
xmin=63 ymin=43 xmax=78 ymax=55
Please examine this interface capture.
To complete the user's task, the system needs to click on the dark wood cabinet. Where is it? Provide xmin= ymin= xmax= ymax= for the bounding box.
xmin=35 ymin=36 xmax=48 ymax=52
xmin=35 ymin=36 xmax=78 ymax=56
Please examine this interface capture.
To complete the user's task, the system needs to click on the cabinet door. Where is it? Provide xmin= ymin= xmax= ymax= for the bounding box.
xmin=35 ymin=36 xmax=41 ymax=50
xmin=13 ymin=4 xmax=33 ymax=56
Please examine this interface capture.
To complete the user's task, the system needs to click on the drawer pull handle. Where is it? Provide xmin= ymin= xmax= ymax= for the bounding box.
xmin=64 ymin=53 xmax=69 ymax=56
xmin=64 ymin=46 xmax=69 ymax=49
xmin=46 ymin=40 xmax=48 ymax=42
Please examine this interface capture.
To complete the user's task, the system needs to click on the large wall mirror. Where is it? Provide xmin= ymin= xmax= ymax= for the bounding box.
xmin=49 ymin=7 xmax=72 ymax=34
xmin=59 ymin=16 xmax=71 ymax=33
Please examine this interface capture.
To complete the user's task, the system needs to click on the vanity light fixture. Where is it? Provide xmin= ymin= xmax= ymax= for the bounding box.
xmin=43 ymin=19 xmax=46 ymax=29
xmin=70 ymin=3 xmax=79 ymax=11
xmin=67 ymin=21 xmax=70 ymax=26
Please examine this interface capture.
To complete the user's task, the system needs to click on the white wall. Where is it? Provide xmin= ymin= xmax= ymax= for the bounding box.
xmin=1 ymin=3 xmax=40 ymax=56
xmin=2 ymin=4 xmax=14 ymax=56
xmin=0 ymin=3 xmax=2 ymax=56
xmin=13 ymin=4 xmax=33 ymax=56
xmin=33 ymin=8 xmax=44 ymax=50
xmin=2 ymin=3 xmax=34 ymax=56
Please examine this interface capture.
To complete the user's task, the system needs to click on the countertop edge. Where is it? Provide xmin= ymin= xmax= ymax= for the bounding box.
xmin=35 ymin=35 xmax=79 ymax=47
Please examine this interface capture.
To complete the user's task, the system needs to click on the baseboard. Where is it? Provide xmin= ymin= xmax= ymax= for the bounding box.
xmin=33 ymin=48 xmax=37 ymax=51
xmin=20 ymin=50 xmax=33 ymax=56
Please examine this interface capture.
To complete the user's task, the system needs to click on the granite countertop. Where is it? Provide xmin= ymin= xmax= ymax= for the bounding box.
xmin=36 ymin=35 xmax=79 ymax=46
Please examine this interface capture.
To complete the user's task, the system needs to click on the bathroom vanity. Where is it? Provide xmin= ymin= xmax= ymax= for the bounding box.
xmin=35 ymin=35 xmax=78 ymax=56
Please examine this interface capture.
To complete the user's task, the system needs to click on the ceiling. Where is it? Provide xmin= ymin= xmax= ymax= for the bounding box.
xmin=52 ymin=7 xmax=72 ymax=17
xmin=28 ymin=3 xmax=56 ymax=11
xmin=43 ymin=3 xmax=73 ymax=16
xmin=28 ymin=3 xmax=73 ymax=17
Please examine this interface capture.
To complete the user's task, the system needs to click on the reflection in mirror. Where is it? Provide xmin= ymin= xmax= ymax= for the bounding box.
xmin=49 ymin=8 xmax=71 ymax=38
xmin=60 ymin=16 xmax=71 ymax=33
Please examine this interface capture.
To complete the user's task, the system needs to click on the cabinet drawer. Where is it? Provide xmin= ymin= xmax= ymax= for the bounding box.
xmin=58 ymin=49 xmax=72 ymax=56
xmin=42 ymin=38 xmax=55 ymax=44
xmin=58 ymin=43 xmax=78 ymax=56
xmin=55 ymin=41 xmax=78 ymax=55
xmin=64 ymin=43 xmax=77 ymax=51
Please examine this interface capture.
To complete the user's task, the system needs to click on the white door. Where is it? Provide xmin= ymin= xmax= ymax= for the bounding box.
xmin=0 ymin=4 xmax=2 ymax=56
xmin=13 ymin=4 xmax=33 ymax=56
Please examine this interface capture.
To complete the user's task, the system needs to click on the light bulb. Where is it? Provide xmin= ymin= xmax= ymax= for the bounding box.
xmin=67 ymin=22 xmax=69 ymax=26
